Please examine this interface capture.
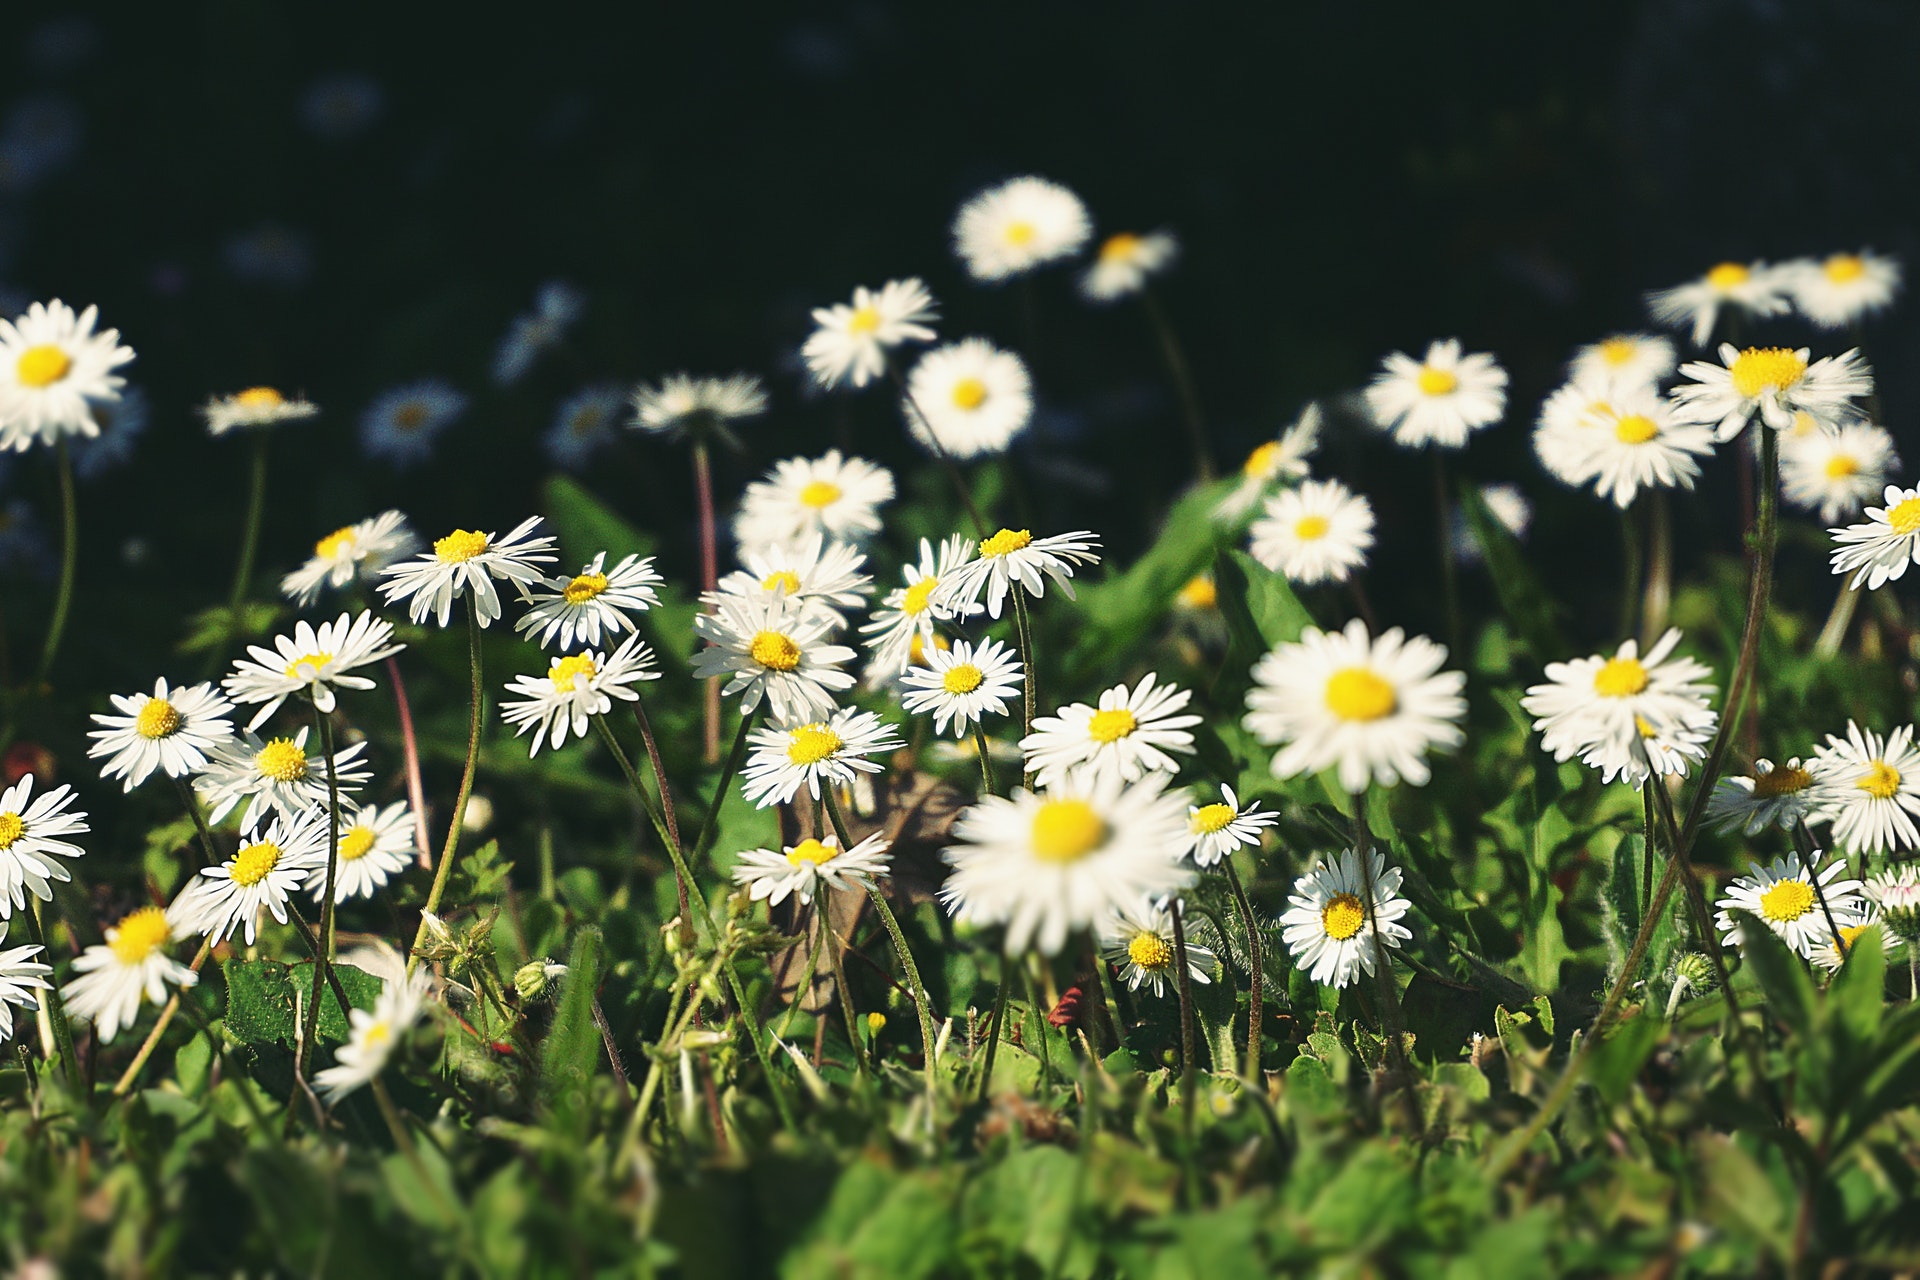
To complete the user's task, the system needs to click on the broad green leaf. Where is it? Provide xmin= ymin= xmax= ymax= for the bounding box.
xmin=223 ymin=959 xmax=382 ymax=1048
xmin=540 ymin=926 xmax=607 ymax=1138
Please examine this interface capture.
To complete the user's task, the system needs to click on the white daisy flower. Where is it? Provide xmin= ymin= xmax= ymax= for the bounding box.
xmin=1669 ymin=343 xmax=1873 ymax=442
xmin=1364 ymin=338 xmax=1508 ymax=450
xmin=499 ymin=635 xmax=661 ymax=756
xmin=1704 ymin=758 xmax=1821 ymax=836
xmin=1247 ymin=477 xmax=1374 ymax=584
xmin=0 ymin=299 xmax=134 ymax=449
xmin=62 ymin=906 xmax=197 ymax=1045
xmin=1828 ymin=484 xmax=1920 ymax=590
xmin=630 ymin=372 xmax=767 ymax=441
xmin=1780 ymin=421 xmax=1899 ymax=525
xmin=170 ymin=810 xmax=331 ymax=946
xmin=690 ymin=590 xmax=857 ymax=726
xmin=1809 ymin=914 xmax=1896 ymax=973
xmin=1716 ymin=853 xmax=1863 ymax=959
xmin=936 ymin=527 xmax=1101 ymax=621
xmin=732 ymin=450 xmax=895 ymax=552
xmin=1243 ymin=619 xmax=1466 ymax=793
xmin=739 ymin=708 xmax=905 ymax=808
xmin=1568 ymin=333 xmax=1678 ymax=393
xmin=192 ymin=728 xmax=370 ymax=829
xmin=87 ymin=677 xmax=236 ymax=792
xmin=859 ymin=535 xmax=981 ymax=682
xmin=513 ymin=552 xmax=663 ymax=651
xmin=315 ymin=970 xmax=433 ymax=1103
xmin=200 ymin=386 xmax=319 ymax=437
xmin=939 ymin=771 xmax=1193 ymax=957
xmin=1572 ymin=393 xmax=1718 ymax=508
xmin=311 ymin=800 xmax=415 ymax=903
xmin=1280 ymin=848 xmax=1413 ymax=989
xmin=492 ymin=280 xmax=583 ymax=386
xmin=1185 ymin=783 xmax=1277 ymax=868
xmin=0 ymin=922 xmax=50 ymax=1045
xmin=730 ymin=832 xmax=893 ymax=908
xmin=1645 ymin=261 xmax=1793 ymax=347
xmin=1098 ymin=899 xmax=1214 ymax=997
xmin=1452 ymin=482 xmax=1534 ymax=566
xmin=898 ymin=636 xmax=1024 ymax=738
xmin=543 ymin=382 xmax=627 ymax=471
xmin=1019 ymin=671 xmax=1200 ymax=789
xmin=0 ymin=775 xmax=86 ymax=918
xmin=222 ymin=610 xmax=404 ymax=730
xmin=1864 ymin=868 xmax=1920 ymax=944
xmin=902 ymin=337 xmax=1032 ymax=459
xmin=1216 ymin=403 xmax=1321 ymax=521
xmin=801 ymin=278 xmax=938 ymax=391
xmin=279 ymin=510 xmax=418 ymax=607
xmin=1533 ymin=376 xmax=1621 ymax=487
xmin=1810 ymin=721 xmax=1920 ymax=855
xmin=713 ymin=535 xmax=872 ymax=629
xmin=1520 ymin=629 xmax=1717 ymax=788
xmin=951 ymin=176 xmax=1091 ymax=283
xmin=1080 ymin=230 xmax=1179 ymax=303
xmin=378 ymin=516 xmax=558 ymax=628
xmin=359 ymin=380 xmax=465 ymax=469
xmin=1780 ymin=251 xmax=1902 ymax=331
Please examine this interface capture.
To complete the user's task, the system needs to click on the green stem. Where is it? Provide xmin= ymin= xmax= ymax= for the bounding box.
xmin=976 ymin=967 xmax=1010 ymax=1102
xmin=972 ymin=723 xmax=997 ymax=795
xmin=823 ymin=905 xmax=868 ymax=1078
xmin=891 ymin=365 xmax=988 ymax=536
xmin=408 ymin=597 xmax=484 ymax=976
xmin=299 ymin=702 xmax=345 ymax=1091
xmin=1643 ymin=492 xmax=1672 ymax=646
xmin=693 ymin=440 xmax=722 ymax=763
xmin=1011 ymin=589 xmax=1038 ymax=748
xmin=1352 ymin=793 xmax=1421 ymax=1134
xmin=1140 ymin=286 xmax=1214 ymax=482
xmin=34 ymin=440 xmax=77 ymax=684
xmin=692 ymin=711 xmax=755 ymax=863
xmin=1220 ymin=858 xmax=1264 ymax=1077
xmin=23 ymin=901 xmax=81 ymax=1096
xmin=1814 ymin=581 xmax=1862 ymax=660
xmin=1169 ymin=899 xmax=1198 ymax=1135
xmin=1433 ymin=455 xmax=1461 ymax=654
xmin=778 ymin=910 xmax=826 ymax=1041
xmin=226 ymin=432 xmax=269 ymax=624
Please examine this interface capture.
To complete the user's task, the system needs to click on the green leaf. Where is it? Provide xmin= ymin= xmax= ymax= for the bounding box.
xmin=540 ymin=926 xmax=606 ymax=1138
xmin=1218 ymin=548 xmax=1314 ymax=652
xmin=1586 ymin=1012 xmax=1663 ymax=1104
xmin=223 ymin=959 xmax=382 ymax=1048
xmin=1731 ymin=909 xmax=1815 ymax=1039
xmin=1458 ymin=480 xmax=1562 ymax=660
xmin=1828 ymin=922 xmax=1888 ymax=1046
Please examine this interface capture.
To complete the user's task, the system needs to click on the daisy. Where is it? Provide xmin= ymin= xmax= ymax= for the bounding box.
xmin=1216 ymin=403 xmax=1320 ymax=521
xmin=69 ymin=383 xmax=149 ymax=480
xmin=315 ymin=970 xmax=434 ymax=1103
xmin=1520 ymin=630 xmax=1717 ymax=787
xmin=0 ymin=774 xmax=86 ymax=918
xmin=1099 ymin=899 xmax=1214 ymax=997
xmin=1810 ymin=915 xmax=1895 ymax=973
xmin=1080 ymin=230 xmax=1178 ymax=303
xmin=0 ymin=299 xmax=134 ymax=448
xmin=1244 ymin=619 xmax=1466 ymax=793
xmin=732 ymin=450 xmax=894 ymax=551
xmin=902 ymin=338 xmax=1032 ymax=459
xmin=859 ymin=534 xmax=981 ymax=680
xmin=359 ymin=379 xmax=465 ymax=469
xmin=1452 ymin=482 xmax=1533 ymax=565
xmin=193 ymin=727 xmax=370 ymax=829
xmin=1280 ymin=848 xmax=1413 ymax=989
xmin=951 ymin=176 xmax=1091 ymax=283
xmin=939 ymin=771 xmax=1193 ymax=956
xmin=1829 ymin=485 xmax=1920 ymax=590
xmin=379 ymin=516 xmax=558 ymax=628
xmin=499 ymin=635 xmax=661 ymax=755
xmin=1020 ymin=671 xmax=1201 ymax=788
xmin=311 ymin=800 xmax=415 ymax=903
xmin=713 ymin=535 xmax=872 ymax=628
xmin=1810 ymin=721 xmax=1920 ymax=855
xmin=1568 ymin=333 xmax=1677 ymax=393
xmin=1533 ymin=376 xmax=1620 ymax=487
xmin=739 ymin=708 xmax=905 ymax=808
xmin=1185 ymin=784 xmax=1278 ymax=868
xmin=170 ymin=809 xmax=331 ymax=946
xmin=1704 ymin=758 xmax=1821 ymax=836
xmin=1669 ymin=343 xmax=1873 ymax=442
xmin=1645 ymin=261 xmax=1793 ymax=347
xmin=801 ymin=278 xmax=938 ymax=391
xmin=1863 ymin=867 xmax=1920 ymax=945
xmin=630 ymin=372 xmax=767 ymax=443
xmin=690 ymin=590 xmax=857 ymax=725
xmin=223 ymin=610 xmax=404 ymax=730
xmin=1780 ymin=421 xmax=1898 ymax=525
xmin=1715 ymin=853 xmax=1863 ymax=958
xmin=731 ymin=831 xmax=893 ymax=908
xmin=1364 ymin=338 xmax=1508 ymax=450
xmin=898 ymin=636 xmax=1024 ymax=737
xmin=200 ymin=386 xmax=319 ymax=437
xmin=0 ymin=923 xmax=50 ymax=1044
xmin=61 ymin=906 xmax=197 ymax=1045
xmin=87 ymin=677 xmax=236 ymax=791
xmin=542 ymin=383 xmax=627 ymax=471
xmin=935 ymin=527 xmax=1101 ymax=620
xmin=1573 ymin=393 xmax=1718 ymax=508
xmin=1247 ymin=478 xmax=1374 ymax=584
xmin=492 ymin=280 xmax=583 ymax=386
xmin=514 ymin=552 xmax=662 ymax=651
xmin=279 ymin=510 xmax=418 ymax=606
xmin=1781 ymin=251 xmax=1902 ymax=330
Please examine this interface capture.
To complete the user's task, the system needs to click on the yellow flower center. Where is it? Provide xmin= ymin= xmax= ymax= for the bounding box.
xmin=798 ymin=480 xmax=841 ymax=508
xmin=759 ymin=570 xmax=802 ymax=596
xmin=434 ymin=529 xmax=490 ymax=563
xmin=1825 ymin=455 xmax=1860 ymax=479
xmin=1593 ymin=656 xmax=1650 ymax=698
xmin=549 ymin=654 xmax=598 ymax=692
xmin=908 ymin=633 xmax=948 ymax=665
xmin=282 ymin=651 xmax=333 ymax=680
xmin=785 ymin=723 xmax=843 ymax=766
xmin=1126 ymin=931 xmax=1173 ymax=970
xmin=1613 ymin=414 xmax=1659 ymax=445
xmin=255 ymin=738 xmax=309 ymax=782
xmin=980 ymin=528 xmax=1032 ymax=558
xmin=1030 ymin=799 xmax=1108 ymax=863
xmin=784 ymin=838 xmax=838 ymax=867
xmin=902 ymin=576 xmax=939 ymax=616
xmin=230 ymin=840 xmax=282 ymax=888
xmin=394 ymin=403 xmax=429 ymax=430
xmin=847 ymin=305 xmax=882 ymax=334
xmin=1858 ymin=760 xmax=1901 ymax=800
xmin=950 ymin=377 xmax=989 ymax=411
xmin=749 ymin=630 xmax=802 ymax=671
xmin=1178 ymin=576 xmax=1217 ymax=610
xmin=1728 ymin=347 xmax=1809 ymax=400
xmin=1832 ymin=922 xmax=1872 ymax=956
xmin=1598 ymin=337 xmax=1638 ymax=367
xmin=1324 ymin=668 xmax=1396 ymax=721
xmin=235 ymin=386 xmax=285 ymax=409
xmin=1888 ymin=497 xmax=1920 ymax=536
xmin=1190 ymin=803 xmax=1236 ymax=835
xmin=314 ymin=526 xmax=356 ymax=560
xmin=1004 ymin=220 xmax=1037 ymax=246
xmin=109 ymin=907 xmax=173 ymax=965
xmin=564 ymin=572 xmax=609 ymax=604
xmin=1758 ymin=878 xmax=1814 ymax=923
xmin=136 ymin=699 xmax=183 ymax=740
xmin=0 ymin=812 xmax=22 ymax=849
xmin=1706 ymin=262 xmax=1750 ymax=290
xmin=1293 ymin=514 xmax=1330 ymax=541
xmin=361 ymin=1020 xmax=393 ymax=1048
xmin=15 ymin=344 xmax=71 ymax=388
xmin=339 ymin=825 xmax=378 ymax=861
xmin=1321 ymin=892 xmax=1366 ymax=941
xmin=1824 ymin=254 xmax=1866 ymax=283
xmin=1416 ymin=366 xmax=1457 ymax=396
xmin=1751 ymin=765 xmax=1812 ymax=799
xmin=1087 ymin=708 xmax=1138 ymax=743
xmin=1100 ymin=232 xmax=1143 ymax=264
xmin=942 ymin=663 xmax=984 ymax=694
xmin=1242 ymin=441 xmax=1280 ymax=478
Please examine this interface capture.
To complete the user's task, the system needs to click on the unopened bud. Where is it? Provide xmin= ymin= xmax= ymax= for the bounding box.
xmin=1672 ymin=952 xmax=1716 ymax=992
xmin=866 ymin=1012 xmax=887 ymax=1039
xmin=514 ymin=961 xmax=553 ymax=1001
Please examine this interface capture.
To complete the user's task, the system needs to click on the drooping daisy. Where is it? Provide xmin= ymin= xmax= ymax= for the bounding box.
xmin=1781 ymin=251 xmax=1902 ymax=331
xmin=713 ymin=535 xmax=872 ymax=628
xmin=170 ymin=810 xmax=330 ymax=946
xmin=0 ymin=774 xmax=86 ymax=917
xmin=1216 ymin=403 xmax=1321 ymax=521
xmin=1704 ymin=758 xmax=1821 ymax=836
xmin=359 ymin=379 xmax=465 ymax=469
xmin=898 ymin=636 xmax=1024 ymax=737
xmin=1669 ymin=344 xmax=1873 ymax=442
xmin=1533 ymin=376 xmax=1619 ymax=487
xmin=630 ymin=372 xmax=767 ymax=442
xmin=731 ymin=832 xmax=893 ymax=908
xmin=1080 ymin=230 xmax=1179 ymax=303
xmin=1572 ymin=394 xmax=1718 ymax=508
xmin=1363 ymin=338 xmax=1508 ymax=450
xmin=1780 ymin=421 xmax=1898 ymax=525
xmin=542 ymin=383 xmax=628 ymax=471
xmin=1280 ymin=848 xmax=1412 ymax=989
xmin=279 ymin=510 xmax=418 ymax=606
xmin=1810 ymin=721 xmax=1920 ymax=855
xmin=739 ymin=708 xmax=905 ymax=808
xmin=859 ymin=534 xmax=981 ymax=681
xmin=499 ymin=635 xmax=661 ymax=756
xmin=1645 ymin=261 xmax=1793 ymax=347
xmin=951 ymin=176 xmax=1091 ymax=283
xmin=61 ymin=906 xmax=197 ymax=1045
xmin=514 ymin=552 xmax=662 ymax=651
xmin=223 ymin=610 xmax=404 ymax=730
xmin=379 ymin=516 xmax=558 ymax=628
xmin=801 ymin=278 xmax=938 ymax=391
xmin=1829 ymin=485 xmax=1920 ymax=590
xmin=0 ymin=922 xmax=50 ymax=1044
xmin=1184 ymin=784 xmax=1278 ymax=868
xmin=200 ymin=386 xmax=319 ymax=436
xmin=939 ymin=771 xmax=1192 ymax=956
xmin=1716 ymin=853 xmax=1863 ymax=959
xmin=935 ymin=527 xmax=1101 ymax=621
xmin=1568 ymin=333 xmax=1678 ymax=393
xmin=311 ymin=800 xmax=415 ymax=903
xmin=492 ymin=280 xmax=584 ymax=386
xmin=1247 ymin=478 xmax=1374 ymax=584
xmin=1244 ymin=619 xmax=1466 ymax=793
xmin=902 ymin=337 xmax=1032 ymax=459
xmin=1809 ymin=915 xmax=1896 ymax=973
xmin=1020 ymin=671 xmax=1200 ymax=788
xmin=690 ymin=590 xmax=857 ymax=725
xmin=0 ymin=299 xmax=134 ymax=448
xmin=1520 ymin=629 xmax=1717 ymax=787
xmin=87 ymin=677 xmax=236 ymax=791
xmin=1099 ymin=899 xmax=1214 ymax=997
xmin=732 ymin=450 xmax=895 ymax=551
xmin=315 ymin=970 xmax=434 ymax=1103
xmin=193 ymin=728 xmax=370 ymax=829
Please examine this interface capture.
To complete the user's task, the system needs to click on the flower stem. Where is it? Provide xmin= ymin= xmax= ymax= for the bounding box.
xmin=1169 ymin=899 xmax=1198 ymax=1134
xmin=1432 ymin=454 xmax=1461 ymax=654
xmin=1351 ymin=794 xmax=1421 ymax=1134
xmin=408 ymin=596 xmax=484 ymax=976
xmin=972 ymin=723 xmax=997 ymax=795
xmin=223 ymin=433 xmax=269 ymax=640
xmin=34 ymin=440 xmax=78 ymax=684
xmin=1220 ymin=857 xmax=1264 ymax=1077
xmin=385 ymin=655 xmax=434 ymax=869
xmin=1814 ymin=580 xmax=1862 ymax=659
xmin=1140 ymin=286 xmax=1214 ymax=483
xmin=23 ymin=901 xmax=82 ymax=1096
xmin=112 ymin=940 xmax=212 ymax=1097
xmin=693 ymin=440 xmax=722 ymax=763
xmin=1011 ymin=589 xmax=1038 ymax=746
xmin=1643 ymin=492 xmax=1673 ymax=646
xmin=891 ymin=365 xmax=988 ymax=537
xmin=692 ymin=711 xmax=755 ymax=864
xmin=299 ymin=702 xmax=346 ymax=1087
